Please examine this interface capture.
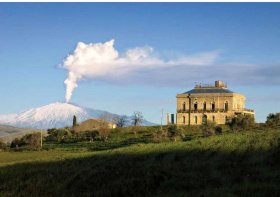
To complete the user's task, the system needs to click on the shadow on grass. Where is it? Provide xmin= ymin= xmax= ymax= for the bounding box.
xmin=0 ymin=145 xmax=280 ymax=197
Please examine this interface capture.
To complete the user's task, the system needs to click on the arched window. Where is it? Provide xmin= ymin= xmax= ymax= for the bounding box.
xmin=195 ymin=116 xmax=198 ymax=124
xmin=203 ymin=102 xmax=207 ymax=111
xmin=182 ymin=102 xmax=186 ymax=111
xmin=212 ymin=102 xmax=215 ymax=111
xmin=212 ymin=116 xmax=215 ymax=122
xmin=194 ymin=102 xmax=198 ymax=111
xmin=202 ymin=115 xmax=207 ymax=124
xmin=224 ymin=101 xmax=228 ymax=111
xmin=183 ymin=116 xmax=185 ymax=124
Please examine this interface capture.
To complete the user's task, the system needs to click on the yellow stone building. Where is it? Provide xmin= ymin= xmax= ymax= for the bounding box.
xmin=176 ymin=80 xmax=255 ymax=125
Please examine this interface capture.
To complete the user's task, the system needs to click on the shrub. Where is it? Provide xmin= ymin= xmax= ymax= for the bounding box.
xmin=25 ymin=133 xmax=41 ymax=150
xmin=99 ymin=121 xmax=110 ymax=141
xmin=152 ymin=129 xmax=168 ymax=143
xmin=201 ymin=121 xmax=216 ymax=137
xmin=266 ymin=113 xmax=280 ymax=127
xmin=47 ymin=128 xmax=72 ymax=142
xmin=167 ymin=125 xmax=184 ymax=142
xmin=0 ymin=139 xmax=7 ymax=151
xmin=215 ymin=126 xmax=223 ymax=134
xmin=82 ymin=130 xmax=100 ymax=142
xmin=227 ymin=114 xmax=255 ymax=131
xmin=10 ymin=138 xmax=21 ymax=149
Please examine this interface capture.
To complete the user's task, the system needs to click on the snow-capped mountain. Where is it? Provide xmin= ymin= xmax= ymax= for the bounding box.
xmin=0 ymin=102 xmax=155 ymax=129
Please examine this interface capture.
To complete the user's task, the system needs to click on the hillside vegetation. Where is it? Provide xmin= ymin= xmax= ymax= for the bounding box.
xmin=0 ymin=124 xmax=280 ymax=196
xmin=0 ymin=125 xmax=42 ymax=143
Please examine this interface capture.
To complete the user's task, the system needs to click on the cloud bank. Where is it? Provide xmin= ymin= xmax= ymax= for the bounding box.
xmin=62 ymin=39 xmax=219 ymax=102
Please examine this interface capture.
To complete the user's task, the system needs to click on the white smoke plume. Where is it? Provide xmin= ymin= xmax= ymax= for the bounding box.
xmin=62 ymin=39 xmax=219 ymax=102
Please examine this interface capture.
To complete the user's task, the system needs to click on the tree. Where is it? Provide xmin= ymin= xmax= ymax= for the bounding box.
xmin=73 ymin=115 xmax=78 ymax=127
xmin=99 ymin=113 xmax=112 ymax=141
xmin=132 ymin=111 xmax=143 ymax=126
xmin=266 ymin=113 xmax=280 ymax=127
xmin=114 ymin=115 xmax=128 ymax=128
xmin=131 ymin=111 xmax=144 ymax=136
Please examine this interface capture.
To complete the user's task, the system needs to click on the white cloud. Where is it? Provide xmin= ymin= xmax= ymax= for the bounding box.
xmin=62 ymin=39 xmax=220 ymax=102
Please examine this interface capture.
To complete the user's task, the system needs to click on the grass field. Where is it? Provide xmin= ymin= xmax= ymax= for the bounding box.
xmin=0 ymin=127 xmax=280 ymax=196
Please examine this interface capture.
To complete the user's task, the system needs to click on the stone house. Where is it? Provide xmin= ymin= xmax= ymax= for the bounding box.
xmin=176 ymin=80 xmax=254 ymax=125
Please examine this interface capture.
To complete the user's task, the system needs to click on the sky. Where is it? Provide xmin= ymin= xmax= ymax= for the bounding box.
xmin=0 ymin=3 xmax=280 ymax=124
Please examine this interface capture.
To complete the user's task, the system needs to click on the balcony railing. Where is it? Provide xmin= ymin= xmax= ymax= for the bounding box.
xmin=177 ymin=108 xmax=255 ymax=113
xmin=177 ymin=109 xmax=228 ymax=113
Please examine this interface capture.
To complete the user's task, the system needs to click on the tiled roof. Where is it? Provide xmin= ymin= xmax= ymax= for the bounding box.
xmin=183 ymin=88 xmax=234 ymax=94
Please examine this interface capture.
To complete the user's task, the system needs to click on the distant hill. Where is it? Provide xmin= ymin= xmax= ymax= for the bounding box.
xmin=0 ymin=125 xmax=42 ymax=143
xmin=0 ymin=102 xmax=156 ymax=130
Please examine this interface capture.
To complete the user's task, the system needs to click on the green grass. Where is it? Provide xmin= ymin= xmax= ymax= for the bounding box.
xmin=0 ymin=127 xmax=280 ymax=196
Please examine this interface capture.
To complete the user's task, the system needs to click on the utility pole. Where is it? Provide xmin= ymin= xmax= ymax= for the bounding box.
xmin=161 ymin=108 xmax=164 ymax=130
xmin=40 ymin=129 xmax=43 ymax=149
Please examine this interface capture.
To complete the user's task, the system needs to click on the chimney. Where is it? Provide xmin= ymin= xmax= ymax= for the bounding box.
xmin=166 ymin=113 xmax=170 ymax=125
xmin=215 ymin=80 xmax=224 ymax=88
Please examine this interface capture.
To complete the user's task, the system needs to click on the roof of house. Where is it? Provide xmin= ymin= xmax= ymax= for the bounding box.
xmin=183 ymin=88 xmax=234 ymax=94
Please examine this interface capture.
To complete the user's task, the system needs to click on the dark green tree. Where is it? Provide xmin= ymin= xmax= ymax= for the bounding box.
xmin=73 ymin=115 xmax=77 ymax=127
xmin=266 ymin=113 xmax=280 ymax=127
xmin=227 ymin=114 xmax=255 ymax=131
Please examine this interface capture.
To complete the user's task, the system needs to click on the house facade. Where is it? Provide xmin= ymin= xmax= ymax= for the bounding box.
xmin=176 ymin=80 xmax=254 ymax=125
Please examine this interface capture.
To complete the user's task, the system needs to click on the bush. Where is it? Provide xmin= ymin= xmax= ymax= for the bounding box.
xmin=266 ymin=113 xmax=280 ymax=127
xmin=10 ymin=132 xmax=41 ymax=150
xmin=152 ymin=129 xmax=168 ymax=143
xmin=99 ymin=120 xmax=111 ymax=141
xmin=167 ymin=125 xmax=184 ymax=142
xmin=201 ymin=121 xmax=216 ymax=137
xmin=47 ymin=128 xmax=72 ymax=143
xmin=10 ymin=138 xmax=21 ymax=149
xmin=227 ymin=114 xmax=255 ymax=131
xmin=0 ymin=139 xmax=7 ymax=151
xmin=215 ymin=126 xmax=223 ymax=134
xmin=25 ymin=133 xmax=41 ymax=150
xmin=11 ymin=133 xmax=41 ymax=150
xmin=77 ymin=130 xmax=100 ymax=142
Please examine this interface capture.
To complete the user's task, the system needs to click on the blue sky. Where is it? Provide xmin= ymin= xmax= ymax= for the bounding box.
xmin=0 ymin=3 xmax=280 ymax=123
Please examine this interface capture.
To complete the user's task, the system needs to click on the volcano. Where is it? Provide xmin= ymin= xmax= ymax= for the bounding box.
xmin=0 ymin=102 xmax=155 ymax=129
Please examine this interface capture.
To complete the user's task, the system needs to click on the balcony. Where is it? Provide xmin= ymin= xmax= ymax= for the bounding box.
xmin=177 ymin=109 xmax=228 ymax=113
xmin=177 ymin=108 xmax=255 ymax=115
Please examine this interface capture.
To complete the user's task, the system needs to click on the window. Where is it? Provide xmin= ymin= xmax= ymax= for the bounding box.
xmin=195 ymin=116 xmax=198 ymax=124
xmin=212 ymin=103 xmax=215 ymax=111
xmin=194 ymin=102 xmax=198 ymax=111
xmin=202 ymin=115 xmax=207 ymax=124
xmin=183 ymin=102 xmax=186 ymax=111
xmin=224 ymin=101 xmax=228 ymax=111
xmin=225 ymin=116 xmax=228 ymax=123
xmin=183 ymin=116 xmax=185 ymax=124
xmin=203 ymin=102 xmax=207 ymax=111
xmin=212 ymin=116 xmax=215 ymax=122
